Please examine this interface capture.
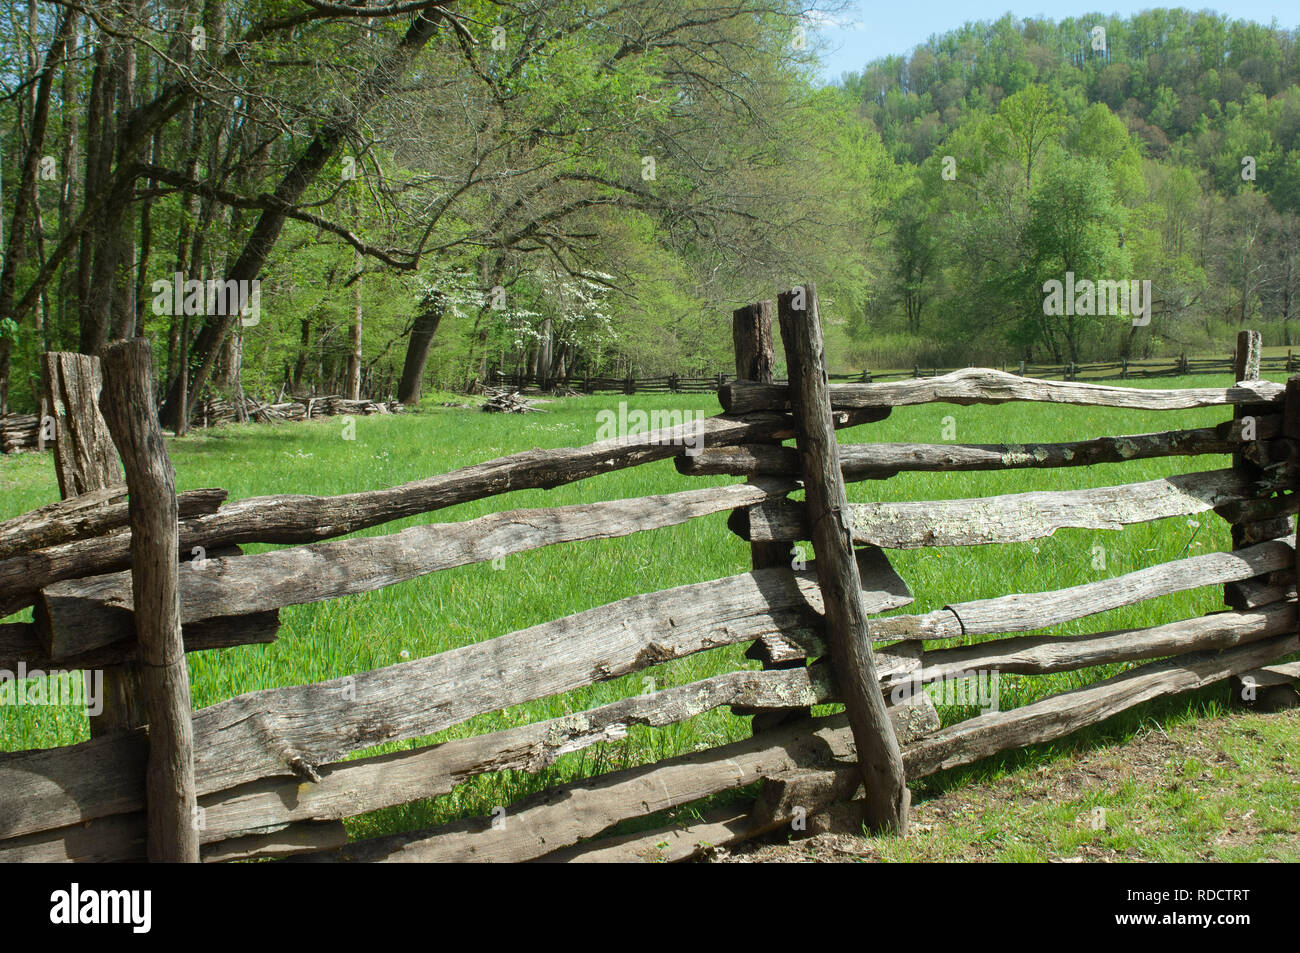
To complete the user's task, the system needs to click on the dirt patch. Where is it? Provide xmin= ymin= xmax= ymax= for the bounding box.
xmin=709 ymin=708 xmax=1300 ymax=863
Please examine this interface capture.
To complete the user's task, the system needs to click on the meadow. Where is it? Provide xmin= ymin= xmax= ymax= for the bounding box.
xmin=1 ymin=374 xmax=1294 ymax=850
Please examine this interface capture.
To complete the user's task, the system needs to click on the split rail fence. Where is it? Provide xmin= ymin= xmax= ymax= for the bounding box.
xmin=488 ymin=352 xmax=1300 ymax=395
xmin=1 ymin=292 xmax=1298 ymax=862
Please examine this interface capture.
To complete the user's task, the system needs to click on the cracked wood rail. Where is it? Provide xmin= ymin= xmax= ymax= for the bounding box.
xmin=545 ymin=629 xmax=1300 ymax=863
xmin=867 ymin=536 xmax=1296 ymax=641
xmin=733 ymin=468 xmax=1286 ymax=549
xmin=678 ymin=417 xmax=1278 ymax=480
xmin=36 ymin=480 xmax=799 ymax=658
xmin=0 ymin=407 xmax=887 ymax=619
xmin=0 ymin=552 xmax=911 ymax=841
xmin=720 ymin=367 xmax=1285 ymax=414
xmin=0 ymin=660 xmax=934 ymax=861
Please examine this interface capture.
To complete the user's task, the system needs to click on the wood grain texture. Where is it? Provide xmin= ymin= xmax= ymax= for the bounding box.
xmin=297 ymin=690 xmax=939 ymax=864
xmin=0 ymin=657 xmax=929 ymax=862
xmin=0 ymin=610 xmax=279 ymax=670
xmin=42 ymin=352 xmax=122 ymax=497
xmin=0 ymin=553 xmax=909 ymax=841
xmin=200 ymin=822 xmax=349 ymax=863
xmin=777 ymin=283 xmax=908 ymax=833
xmin=902 ymin=632 xmax=1300 ymax=777
xmin=1226 ymin=332 xmax=1278 ymax=609
xmin=1285 ymin=376 xmax=1300 ymax=622
xmin=720 ymin=367 xmax=1284 ymax=414
xmin=0 ymin=487 xmax=225 ymax=561
xmin=41 ymin=351 xmax=142 ymax=738
xmin=545 ymin=699 xmax=942 ymax=864
xmin=99 ymin=340 xmax=199 ymax=862
xmin=678 ymin=419 xmax=1274 ymax=480
xmin=736 ymin=468 xmax=1272 ymax=548
xmin=869 ymin=537 xmax=1295 ymax=640
xmin=733 ymin=300 xmax=809 ymax=733
xmin=36 ymin=479 xmax=797 ymax=657
xmin=0 ymin=409 xmax=857 ymax=618
xmin=1238 ymin=661 xmax=1300 ymax=687
xmin=22 ymin=619 xmax=1285 ymax=864
xmin=880 ymin=601 xmax=1295 ymax=695
xmin=562 ymin=627 xmax=1300 ymax=863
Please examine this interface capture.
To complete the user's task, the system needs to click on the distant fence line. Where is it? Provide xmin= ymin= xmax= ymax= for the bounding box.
xmin=490 ymin=352 xmax=1300 ymax=394
xmin=0 ymin=392 xmax=403 ymax=454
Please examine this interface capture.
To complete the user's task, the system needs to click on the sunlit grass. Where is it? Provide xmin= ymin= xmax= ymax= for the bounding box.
xmin=0 ymin=373 xmax=1292 ymax=844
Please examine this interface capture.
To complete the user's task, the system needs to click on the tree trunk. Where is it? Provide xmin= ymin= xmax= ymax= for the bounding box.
xmin=0 ymin=9 xmax=73 ymax=411
xmin=55 ymin=11 xmax=80 ymax=353
xmin=159 ymin=10 xmax=445 ymax=429
xmin=292 ymin=317 xmax=311 ymax=393
xmin=396 ymin=294 xmax=445 ymax=405
xmin=347 ymin=247 xmax=363 ymax=400
xmin=536 ymin=317 xmax=553 ymax=390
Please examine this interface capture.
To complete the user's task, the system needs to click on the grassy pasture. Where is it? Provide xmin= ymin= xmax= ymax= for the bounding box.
xmin=1 ymin=374 xmax=1294 ymax=849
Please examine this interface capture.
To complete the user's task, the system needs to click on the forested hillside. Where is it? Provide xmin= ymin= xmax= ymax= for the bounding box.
xmin=844 ymin=10 xmax=1300 ymax=369
xmin=0 ymin=4 xmax=1297 ymax=415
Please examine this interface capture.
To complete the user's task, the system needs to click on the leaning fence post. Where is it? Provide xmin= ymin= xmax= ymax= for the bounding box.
xmin=777 ymin=283 xmax=910 ymax=833
xmin=99 ymin=339 xmax=200 ymax=863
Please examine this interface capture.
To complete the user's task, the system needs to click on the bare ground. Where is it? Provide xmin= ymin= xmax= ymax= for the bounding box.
xmin=707 ymin=707 xmax=1300 ymax=863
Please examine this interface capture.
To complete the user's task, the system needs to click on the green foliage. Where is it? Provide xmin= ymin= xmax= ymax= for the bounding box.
xmin=849 ymin=9 xmax=1300 ymax=367
xmin=3 ymin=5 xmax=1299 ymax=410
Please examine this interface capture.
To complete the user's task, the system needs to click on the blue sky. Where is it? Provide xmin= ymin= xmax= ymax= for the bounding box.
xmin=811 ymin=2 xmax=1300 ymax=84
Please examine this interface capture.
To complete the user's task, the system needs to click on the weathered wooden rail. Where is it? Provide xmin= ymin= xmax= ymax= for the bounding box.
xmin=487 ymin=352 xmax=1300 ymax=397
xmin=1 ymin=299 xmax=1297 ymax=864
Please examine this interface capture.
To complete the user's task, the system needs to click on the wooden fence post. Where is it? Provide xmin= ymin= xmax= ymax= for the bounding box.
xmin=1232 ymin=371 xmax=1300 ymax=709
xmin=1224 ymin=331 xmax=1289 ymax=605
xmin=43 ymin=352 xmax=121 ymax=497
xmin=730 ymin=302 xmax=805 ymax=732
xmin=777 ymin=284 xmax=910 ymax=833
xmin=41 ymin=352 xmax=146 ymax=736
xmin=99 ymin=339 xmax=200 ymax=862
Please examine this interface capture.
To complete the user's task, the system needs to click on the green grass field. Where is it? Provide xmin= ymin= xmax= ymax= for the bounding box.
xmin=1 ymin=374 xmax=1295 ymax=855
